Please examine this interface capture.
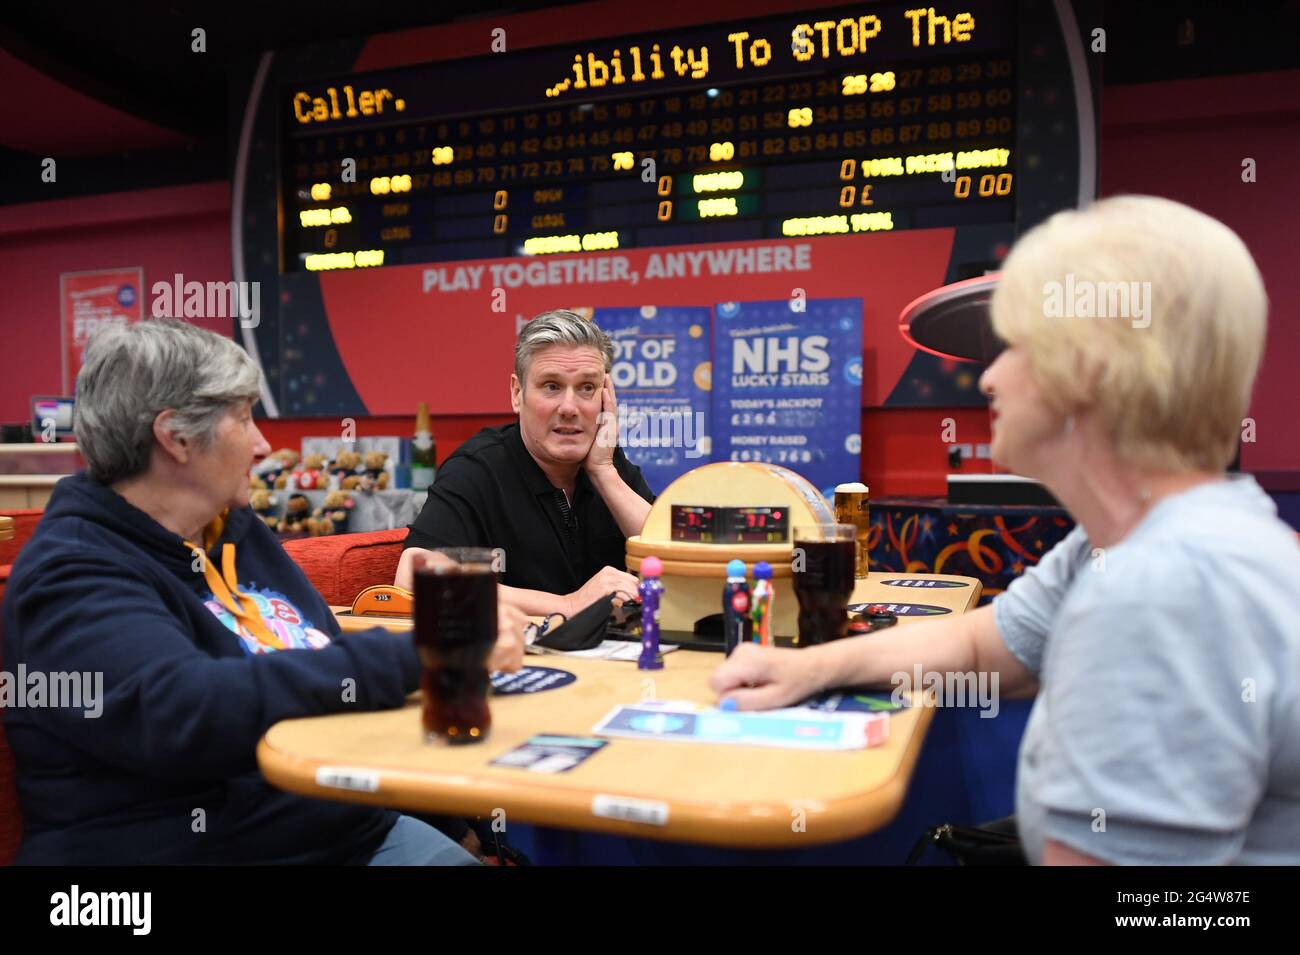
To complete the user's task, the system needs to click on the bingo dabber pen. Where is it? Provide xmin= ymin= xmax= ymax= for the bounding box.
xmin=750 ymin=560 xmax=774 ymax=646
xmin=637 ymin=555 xmax=664 ymax=671
xmin=722 ymin=559 xmax=752 ymax=656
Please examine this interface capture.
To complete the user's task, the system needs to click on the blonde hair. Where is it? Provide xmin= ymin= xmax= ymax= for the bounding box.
xmin=991 ymin=195 xmax=1266 ymax=472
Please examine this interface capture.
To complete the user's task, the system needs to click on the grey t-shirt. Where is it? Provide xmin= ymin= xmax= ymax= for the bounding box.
xmin=994 ymin=475 xmax=1300 ymax=864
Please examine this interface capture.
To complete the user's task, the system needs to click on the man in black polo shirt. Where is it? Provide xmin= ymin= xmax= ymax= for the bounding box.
xmin=399 ymin=310 xmax=655 ymax=616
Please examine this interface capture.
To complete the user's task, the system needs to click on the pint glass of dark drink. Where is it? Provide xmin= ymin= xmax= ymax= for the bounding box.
xmin=792 ymin=524 xmax=857 ymax=646
xmin=834 ymin=482 xmax=871 ymax=579
xmin=413 ymin=548 xmax=497 ymax=744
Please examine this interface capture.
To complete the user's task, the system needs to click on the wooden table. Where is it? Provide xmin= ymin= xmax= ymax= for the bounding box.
xmin=258 ymin=573 xmax=981 ymax=848
xmin=0 ymin=516 xmax=13 ymax=542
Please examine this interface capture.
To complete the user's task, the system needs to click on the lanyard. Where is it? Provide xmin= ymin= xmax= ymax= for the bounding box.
xmin=184 ymin=514 xmax=285 ymax=651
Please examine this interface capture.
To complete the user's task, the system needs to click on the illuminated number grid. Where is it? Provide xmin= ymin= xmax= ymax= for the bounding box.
xmin=282 ymin=15 xmax=1016 ymax=270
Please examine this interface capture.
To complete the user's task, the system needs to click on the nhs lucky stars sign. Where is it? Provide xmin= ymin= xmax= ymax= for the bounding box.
xmin=712 ymin=298 xmax=863 ymax=498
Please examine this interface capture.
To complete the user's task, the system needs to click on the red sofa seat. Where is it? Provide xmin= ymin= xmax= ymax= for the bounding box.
xmin=281 ymin=528 xmax=407 ymax=608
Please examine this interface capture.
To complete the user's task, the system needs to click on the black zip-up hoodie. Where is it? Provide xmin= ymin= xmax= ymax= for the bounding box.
xmin=2 ymin=473 xmax=420 ymax=864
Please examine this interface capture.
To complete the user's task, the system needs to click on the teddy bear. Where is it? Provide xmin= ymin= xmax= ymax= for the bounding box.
xmin=331 ymin=449 xmax=362 ymax=491
xmin=307 ymin=489 xmax=354 ymax=536
xmin=254 ymin=449 xmax=298 ymax=490
xmin=290 ymin=453 xmax=328 ymax=491
xmin=358 ymin=450 xmax=390 ymax=491
xmin=277 ymin=451 xmax=302 ymax=488
xmin=321 ymin=488 xmax=354 ymax=530
xmin=304 ymin=509 xmax=329 ymax=537
xmin=250 ymin=488 xmax=279 ymax=530
xmin=248 ymin=472 xmax=268 ymax=491
xmin=279 ymin=493 xmax=313 ymax=536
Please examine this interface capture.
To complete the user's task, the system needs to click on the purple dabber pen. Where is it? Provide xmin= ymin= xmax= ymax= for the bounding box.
xmin=638 ymin=555 xmax=664 ymax=670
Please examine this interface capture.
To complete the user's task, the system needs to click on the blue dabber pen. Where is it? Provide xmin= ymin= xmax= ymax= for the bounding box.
xmin=722 ymin=559 xmax=752 ymax=656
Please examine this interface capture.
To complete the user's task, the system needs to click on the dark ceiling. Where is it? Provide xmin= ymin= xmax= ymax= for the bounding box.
xmin=0 ymin=0 xmax=564 ymax=140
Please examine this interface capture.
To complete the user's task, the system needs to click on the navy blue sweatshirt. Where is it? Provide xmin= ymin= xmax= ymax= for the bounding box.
xmin=1 ymin=473 xmax=421 ymax=864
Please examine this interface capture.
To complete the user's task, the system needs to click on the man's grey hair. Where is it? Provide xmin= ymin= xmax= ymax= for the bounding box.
xmin=74 ymin=318 xmax=263 ymax=485
xmin=513 ymin=309 xmax=614 ymax=383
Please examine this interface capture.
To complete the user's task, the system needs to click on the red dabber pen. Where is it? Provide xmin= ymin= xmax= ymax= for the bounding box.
xmin=722 ymin=559 xmax=752 ymax=656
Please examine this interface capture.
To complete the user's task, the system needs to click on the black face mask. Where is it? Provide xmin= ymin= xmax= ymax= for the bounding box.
xmin=533 ymin=593 xmax=614 ymax=652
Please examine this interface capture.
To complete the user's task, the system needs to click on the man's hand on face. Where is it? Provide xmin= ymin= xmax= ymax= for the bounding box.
xmin=582 ymin=374 xmax=619 ymax=476
xmin=564 ymin=564 xmax=640 ymax=616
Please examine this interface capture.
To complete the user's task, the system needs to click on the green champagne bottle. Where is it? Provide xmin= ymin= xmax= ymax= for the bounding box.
xmin=411 ymin=401 xmax=436 ymax=491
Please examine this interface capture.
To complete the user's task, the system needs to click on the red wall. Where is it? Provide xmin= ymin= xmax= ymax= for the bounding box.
xmin=1098 ymin=70 xmax=1300 ymax=473
xmin=1 ymin=68 xmax=1295 ymax=493
xmin=0 ymin=184 xmax=508 ymax=462
xmin=0 ymin=182 xmax=235 ymax=414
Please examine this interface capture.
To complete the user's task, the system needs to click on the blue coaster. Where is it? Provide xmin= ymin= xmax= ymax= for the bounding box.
xmin=490 ymin=666 xmax=577 ymax=695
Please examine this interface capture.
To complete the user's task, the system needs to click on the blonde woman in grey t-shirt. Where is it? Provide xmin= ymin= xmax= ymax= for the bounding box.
xmin=710 ymin=195 xmax=1300 ymax=865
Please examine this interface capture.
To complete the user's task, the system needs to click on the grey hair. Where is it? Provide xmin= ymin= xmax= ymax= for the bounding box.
xmin=74 ymin=318 xmax=263 ymax=484
xmin=513 ymin=309 xmax=614 ymax=382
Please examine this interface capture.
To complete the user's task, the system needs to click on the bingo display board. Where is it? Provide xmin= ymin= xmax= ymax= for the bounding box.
xmin=234 ymin=0 xmax=1098 ymax=415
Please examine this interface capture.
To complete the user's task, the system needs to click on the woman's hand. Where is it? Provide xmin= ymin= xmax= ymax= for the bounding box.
xmin=489 ymin=596 xmax=528 ymax=673
xmin=708 ymin=642 xmax=831 ymax=710
xmin=394 ymin=546 xmax=454 ymax=591
xmin=395 ymin=548 xmax=526 ymax=672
